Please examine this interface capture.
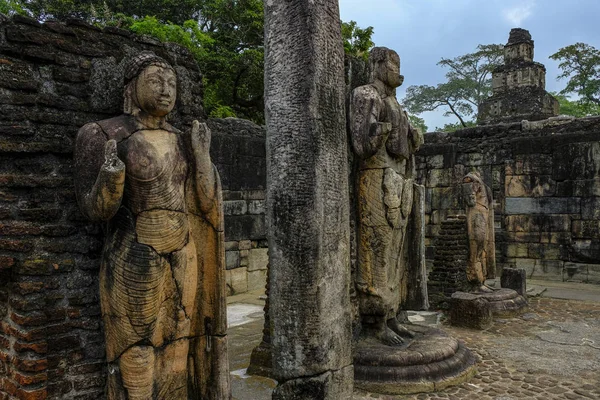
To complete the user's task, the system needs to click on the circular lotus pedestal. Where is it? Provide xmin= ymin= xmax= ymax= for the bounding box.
xmin=354 ymin=325 xmax=478 ymax=394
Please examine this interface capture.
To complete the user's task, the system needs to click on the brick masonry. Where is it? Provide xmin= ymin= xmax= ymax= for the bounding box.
xmin=0 ymin=15 xmax=266 ymax=399
xmin=417 ymin=116 xmax=600 ymax=290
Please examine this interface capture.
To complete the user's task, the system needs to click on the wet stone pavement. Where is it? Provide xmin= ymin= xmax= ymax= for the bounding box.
xmin=228 ymin=292 xmax=600 ymax=400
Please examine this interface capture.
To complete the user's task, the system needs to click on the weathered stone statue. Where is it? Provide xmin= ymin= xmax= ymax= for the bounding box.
xmin=350 ymin=47 xmax=424 ymax=346
xmin=74 ymin=52 xmax=230 ymax=399
xmin=350 ymin=48 xmax=477 ymax=395
xmin=462 ymin=172 xmax=496 ymax=291
xmin=450 ymin=173 xmax=526 ymax=329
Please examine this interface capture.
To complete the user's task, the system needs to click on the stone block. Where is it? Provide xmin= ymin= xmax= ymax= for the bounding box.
xmin=248 ymin=248 xmax=268 ymax=272
xmin=223 ymin=200 xmax=247 ymax=216
xmin=501 ymin=268 xmax=526 ymax=297
xmin=505 ymin=197 xmax=580 ymax=215
xmin=239 ymin=240 xmax=252 ymax=250
xmin=427 ymin=155 xmax=444 ymax=169
xmin=572 ymin=178 xmax=600 ymax=197
xmin=273 ymin=366 xmax=354 ymax=400
xmin=581 ymin=197 xmax=600 ymax=220
xmin=505 ymin=215 xmax=571 ymax=233
xmin=224 ymin=214 xmax=266 ymax=241
xmin=457 ymin=152 xmax=483 ymax=167
xmin=225 ymin=250 xmax=240 ymax=270
xmin=571 ymin=220 xmax=600 ymax=239
xmin=529 ymin=259 xmax=564 ymax=281
xmin=505 ymin=175 xmax=555 ymax=197
xmin=248 ymin=200 xmax=265 ymax=215
xmin=227 ymin=267 xmax=248 ymax=295
xmin=247 ymin=269 xmax=267 ymax=291
xmin=506 ymin=243 xmax=528 ymax=258
xmin=450 ymin=292 xmax=493 ymax=330
xmin=426 ymin=168 xmax=451 ymax=188
xmin=225 ymin=241 xmax=239 ymax=251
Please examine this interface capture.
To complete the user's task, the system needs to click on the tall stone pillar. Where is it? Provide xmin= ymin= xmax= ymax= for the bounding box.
xmin=264 ymin=0 xmax=353 ymax=398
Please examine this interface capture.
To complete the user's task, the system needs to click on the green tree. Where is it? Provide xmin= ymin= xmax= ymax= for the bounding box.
xmin=552 ymin=92 xmax=600 ymax=117
xmin=403 ymin=44 xmax=503 ymax=127
xmin=0 ymin=0 xmax=27 ymax=15
xmin=407 ymin=114 xmax=428 ymax=134
xmin=20 ymin=0 xmax=199 ymax=24
xmin=342 ymin=20 xmax=374 ymax=60
xmin=550 ymin=43 xmax=600 ymax=107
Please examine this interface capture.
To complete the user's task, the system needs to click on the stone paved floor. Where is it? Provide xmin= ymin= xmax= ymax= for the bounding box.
xmin=229 ymin=292 xmax=600 ymax=400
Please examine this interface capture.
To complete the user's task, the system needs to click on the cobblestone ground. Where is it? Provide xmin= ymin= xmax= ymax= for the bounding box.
xmin=229 ymin=296 xmax=600 ymax=399
xmin=355 ymin=297 xmax=600 ymax=399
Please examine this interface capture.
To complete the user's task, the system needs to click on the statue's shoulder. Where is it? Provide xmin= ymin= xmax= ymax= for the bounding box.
xmin=94 ymin=115 xmax=139 ymax=142
xmin=352 ymin=83 xmax=379 ymax=100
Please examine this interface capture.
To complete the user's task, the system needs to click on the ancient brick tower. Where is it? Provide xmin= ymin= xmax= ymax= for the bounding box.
xmin=478 ymin=28 xmax=559 ymax=124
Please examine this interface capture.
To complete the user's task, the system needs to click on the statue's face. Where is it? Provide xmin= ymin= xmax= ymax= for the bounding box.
xmin=135 ymin=65 xmax=177 ymax=117
xmin=376 ymin=54 xmax=403 ymax=89
xmin=462 ymin=176 xmax=478 ymax=207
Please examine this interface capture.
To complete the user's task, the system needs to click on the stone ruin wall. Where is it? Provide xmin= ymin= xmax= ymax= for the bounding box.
xmin=417 ymin=116 xmax=600 ymax=297
xmin=0 ymin=15 xmax=266 ymax=399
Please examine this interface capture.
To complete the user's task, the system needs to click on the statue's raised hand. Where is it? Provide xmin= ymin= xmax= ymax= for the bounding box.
xmin=191 ymin=120 xmax=211 ymax=156
xmin=103 ymin=139 xmax=125 ymax=174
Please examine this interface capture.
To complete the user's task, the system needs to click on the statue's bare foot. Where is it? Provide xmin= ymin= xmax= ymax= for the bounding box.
xmin=375 ymin=325 xmax=404 ymax=346
xmin=388 ymin=318 xmax=415 ymax=339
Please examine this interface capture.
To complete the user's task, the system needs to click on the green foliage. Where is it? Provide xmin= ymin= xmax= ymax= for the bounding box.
xmin=0 ymin=0 xmax=27 ymax=15
xmin=342 ymin=20 xmax=374 ymax=60
xmin=21 ymin=0 xmax=199 ymax=24
xmin=550 ymin=43 xmax=600 ymax=107
xmin=435 ymin=121 xmax=476 ymax=133
xmin=403 ymin=44 xmax=503 ymax=127
xmin=407 ymin=114 xmax=428 ymax=134
xmin=551 ymin=92 xmax=600 ymax=117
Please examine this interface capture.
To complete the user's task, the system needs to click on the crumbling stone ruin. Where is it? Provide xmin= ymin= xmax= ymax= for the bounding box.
xmin=478 ymin=28 xmax=559 ymax=124
xmin=421 ymin=30 xmax=600 ymax=301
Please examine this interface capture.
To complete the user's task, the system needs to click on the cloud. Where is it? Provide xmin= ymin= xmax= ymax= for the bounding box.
xmin=503 ymin=0 xmax=536 ymax=26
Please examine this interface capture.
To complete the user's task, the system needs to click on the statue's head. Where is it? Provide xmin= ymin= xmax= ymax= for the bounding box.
xmin=462 ymin=172 xmax=485 ymax=208
xmin=123 ymin=52 xmax=177 ymax=117
xmin=369 ymin=47 xmax=404 ymax=89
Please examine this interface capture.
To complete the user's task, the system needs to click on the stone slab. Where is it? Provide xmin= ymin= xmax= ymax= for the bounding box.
xmin=505 ymin=197 xmax=580 ymax=215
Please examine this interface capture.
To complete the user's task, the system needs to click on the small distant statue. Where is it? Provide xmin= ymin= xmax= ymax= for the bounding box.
xmin=462 ymin=172 xmax=496 ymax=292
xmin=350 ymin=47 xmax=425 ymax=346
xmin=75 ymin=52 xmax=230 ymax=399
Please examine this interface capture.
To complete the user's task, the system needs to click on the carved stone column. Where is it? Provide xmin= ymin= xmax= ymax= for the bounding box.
xmin=264 ymin=0 xmax=353 ymax=398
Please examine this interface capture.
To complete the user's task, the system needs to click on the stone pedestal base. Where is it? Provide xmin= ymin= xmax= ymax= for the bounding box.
xmin=451 ymin=288 xmax=528 ymax=330
xmin=354 ymin=325 xmax=477 ymax=394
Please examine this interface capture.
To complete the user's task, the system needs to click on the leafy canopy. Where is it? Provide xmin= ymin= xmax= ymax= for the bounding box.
xmin=552 ymin=92 xmax=600 ymax=118
xmin=550 ymin=43 xmax=600 ymax=107
xmin=403 ymin=44 xmax=503 ymax=129
xmin=342 ymin=20 xmax=374 ymax=61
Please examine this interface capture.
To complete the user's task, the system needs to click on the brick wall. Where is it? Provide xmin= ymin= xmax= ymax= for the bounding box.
xmin=417 ymin=116 xmax=600 ymax=288
xmin=0 ymin=15 xmax=266 ymax=400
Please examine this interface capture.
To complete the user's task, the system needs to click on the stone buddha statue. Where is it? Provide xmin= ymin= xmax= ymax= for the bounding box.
xmin=462 ymin=172 xmax=496 ymax=292
xmin=350 ymin=47 xmax=425 ymax=346
xmin=74 ymin=52 xmax=230 ymax=399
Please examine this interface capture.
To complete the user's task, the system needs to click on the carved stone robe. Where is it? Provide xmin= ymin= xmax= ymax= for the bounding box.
xmin=75 ymin=115 xmax=229 ymax=400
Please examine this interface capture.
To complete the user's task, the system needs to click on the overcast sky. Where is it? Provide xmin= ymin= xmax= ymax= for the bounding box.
xmin=338 ymin=0 xmax=600 ymax=130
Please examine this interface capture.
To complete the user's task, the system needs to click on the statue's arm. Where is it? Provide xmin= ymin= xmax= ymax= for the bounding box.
xmin=74 ymin=123 xmax=125 ymax=221
xmin=350 ymin=86 xmax=389 ymax=159
xmin=190 ymin=120 xmax=217 ymax=213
